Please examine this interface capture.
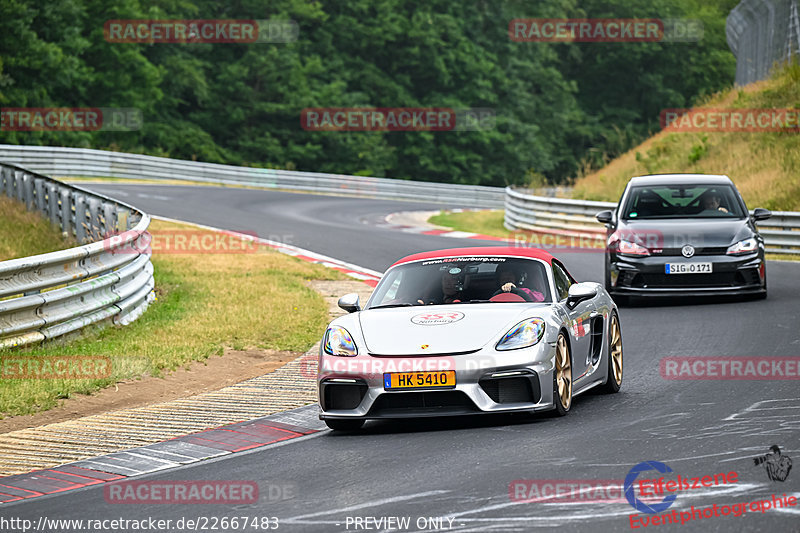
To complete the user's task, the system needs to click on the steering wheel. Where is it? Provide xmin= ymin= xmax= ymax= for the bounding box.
xmin=489 ymin=292 xmax=527 ymax=303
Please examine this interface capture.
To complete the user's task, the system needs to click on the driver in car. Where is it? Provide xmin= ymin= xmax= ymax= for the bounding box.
xmin=701 ymin=191 xmax=728 ymax=213
xmin=492 ymin=265 xmax=544 ymax=302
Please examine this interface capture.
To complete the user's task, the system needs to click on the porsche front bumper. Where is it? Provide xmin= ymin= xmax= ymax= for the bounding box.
xmin=317 ymin=343 xmax=559 ymax=421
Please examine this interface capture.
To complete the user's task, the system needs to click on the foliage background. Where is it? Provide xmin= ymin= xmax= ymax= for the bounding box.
xmin=0 ymin=0 xmax=738 ymax=186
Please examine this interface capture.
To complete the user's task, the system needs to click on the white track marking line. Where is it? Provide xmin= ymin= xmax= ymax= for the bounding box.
xmin=282 ymin=490 xmax=450 ymax=522
xmin=440 ymin=231 xmax=479 ymax=238
xmin=583 ymin=450 xmax=751 ymax=467
xmin=723 ymin=398 xmax=800 ymax=421
xmin=136 ymin=192 xmax=171 ymax=201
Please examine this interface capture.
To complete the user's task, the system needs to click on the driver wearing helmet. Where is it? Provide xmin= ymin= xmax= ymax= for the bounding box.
xmin=418 ymin=267 xmax=463 ymax=304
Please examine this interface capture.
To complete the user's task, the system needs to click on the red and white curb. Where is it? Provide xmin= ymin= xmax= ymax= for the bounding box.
xmin=0 ymin=410 xmax=322 ymax=504
xmin=382 ymin=210 xmax=607 ymax=252
xmin=383 ymin=209 xmax=507 ymax=242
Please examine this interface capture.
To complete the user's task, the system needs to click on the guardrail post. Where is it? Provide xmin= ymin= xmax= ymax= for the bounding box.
xmin=117 ymin=208 xmax=130 ymax=231
xmin=1 ymin=166 xmax=10 ymax=196
xmin=60 ymin=188 xmax=73 ymax=236
xmin=34 ymin=177 xmax=47 ymax=213
xmin=74 ymin=192 xmax=88 ymax=243
xmin=47 ymin=183 xmax=60 ymax=226
xmin=103 ymin=202 xmax=116 ymax=235
xmin=14 ymin=170 xmax=24 ymax=202
xmin=23 ymin=172 xmax=35 ymax=211
xmin=87 ymin=197 xmax=102 ymax=241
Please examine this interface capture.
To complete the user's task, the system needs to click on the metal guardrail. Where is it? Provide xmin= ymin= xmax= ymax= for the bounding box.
xmin=504 ymin=187 xmax=800 ymax=256
xmin=0 ymin=163 xmax=155 ymax=349
xmin=0 ymin=145 xmax=505 ymax=209
xmin=504 ymin=187 xmax=614 ymax=237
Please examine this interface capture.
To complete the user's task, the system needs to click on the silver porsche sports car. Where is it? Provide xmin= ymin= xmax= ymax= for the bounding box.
xmin=317 ymin=246 xmax=623 ymax=430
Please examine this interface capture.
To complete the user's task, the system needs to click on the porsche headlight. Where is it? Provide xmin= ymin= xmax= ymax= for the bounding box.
xmin=323 ymin=326 xmax=358 ymax=356
xmin=496 ymin=318 xmax=545 ymax=351
xmin=726 ymin=238 xmax=758 ymax=255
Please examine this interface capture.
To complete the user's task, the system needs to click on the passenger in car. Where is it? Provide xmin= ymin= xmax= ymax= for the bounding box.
xmin=418 ymin=269 xmax=462 ymax=304
xmin=440 ymin=270 xmax=463 ymax=303
xmin=635 ymin=190 xmax=669 ymax=217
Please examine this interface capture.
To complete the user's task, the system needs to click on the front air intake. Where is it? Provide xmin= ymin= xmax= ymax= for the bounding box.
xmin=479 ymin=373 xmax=540 ymax=404
xmin=320 ymin=380 xmax=368 ymax=411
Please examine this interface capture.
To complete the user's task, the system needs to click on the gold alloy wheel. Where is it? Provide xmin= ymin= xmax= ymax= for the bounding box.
xmin=610 ymin=314 xmax=623 ymax=386
xmin=556 ymin=334 xmax=572 ymax=410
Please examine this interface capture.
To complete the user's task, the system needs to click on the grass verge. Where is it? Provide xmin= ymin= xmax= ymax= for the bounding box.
xmin=428 ymin=210 xmax=512 ymax=239
xmin=0 ymin=219 xmax=347 ymax=417
xmin=572 ymin=65 xmax=800 ymax=211
xmin=0 ymin=195 xmax=75 ymax=261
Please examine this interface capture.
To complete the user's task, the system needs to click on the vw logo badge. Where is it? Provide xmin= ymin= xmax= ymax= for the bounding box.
xmin=681 ymin=245 xmax=695 ymax=258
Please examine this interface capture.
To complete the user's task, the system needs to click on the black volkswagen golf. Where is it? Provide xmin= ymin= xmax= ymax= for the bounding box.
xmin=595 ymin=174 xmax=771 ymax=303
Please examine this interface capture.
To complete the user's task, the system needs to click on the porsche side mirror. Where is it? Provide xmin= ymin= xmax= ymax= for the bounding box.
xmin=595 ymin=210 xmax=613 ymax=225
xmin=567 ymin=283 xmax=598 ymax=308
xmin=338 ymin=293 xmax=361 ymax=313
xmin=751 ymin=208 xmax=771 ymax=221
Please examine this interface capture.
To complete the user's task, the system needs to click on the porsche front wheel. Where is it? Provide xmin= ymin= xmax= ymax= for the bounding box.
xmin=552 ymin=332 xmax=572 ymax=416
xmin=601 ymin=311 xmax=623 ymax=393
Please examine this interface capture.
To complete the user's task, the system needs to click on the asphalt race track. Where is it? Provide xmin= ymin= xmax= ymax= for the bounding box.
xmin=5 ymin=184 xmax=799 ymax=533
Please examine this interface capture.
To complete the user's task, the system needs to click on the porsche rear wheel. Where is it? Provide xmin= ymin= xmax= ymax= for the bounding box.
xmin=325 ymin=419 xmax=365 ymax=431
xmin=601 ymin=311 xmax=623 ymax=393
xmin=552 ymin=332 xmax=572 ymax=416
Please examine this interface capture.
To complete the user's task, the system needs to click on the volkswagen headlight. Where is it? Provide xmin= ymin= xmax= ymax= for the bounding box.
xmin=323 ymin=326 xmax=358 ymax=356
xmin=616 ymin=239 xmax=650 ymax=256
xmin=726 ymin=238 xmax=758 ymax=255
xmin=496 ymin=318 xmax=545 ymax=351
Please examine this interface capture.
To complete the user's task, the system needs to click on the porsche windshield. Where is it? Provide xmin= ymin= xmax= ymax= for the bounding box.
xmin=367 ymin=257 xmax=552 ymax=308
xmin=622 ymin=184 xmax=746 ymax=219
